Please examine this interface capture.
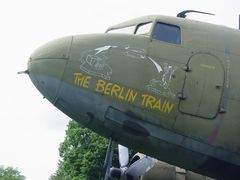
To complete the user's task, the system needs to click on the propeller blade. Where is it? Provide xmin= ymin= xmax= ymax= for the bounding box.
xmin=125 ymin=156 xmax=155 ymax=177
xmin=109 ymin=167 xmax=122 ymax=179
xmin=118 ymin=145 xmax=129 ymax=167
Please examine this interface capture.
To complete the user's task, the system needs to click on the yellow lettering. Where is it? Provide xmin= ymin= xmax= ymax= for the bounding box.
xmin=74 ymin=73 xmax=91 ymax=88
xmin=82 ymin=76 xmax=91 ymax=88
xmin=141 ymin=95 xmax=174 ymax=113
xmin=118 ymin=87 xmax=125 ymax=100
xmin=104 ymin=82 xmax=113 ymax=95
xmin=153 ymin=99 xmax=161 ymax=111
xmin=74 ymin=73 xmax=174 ymax=114
xmin=128 ymin=90 xmax=138 ymax=103
xmin=74 ymin=73 xmax=84 ymax=86
xmin=145 ymin=95 xmax=155 ymax=109
xmin=161 ymin=100 xmax=167 ymax=112
xmin=111 ymin=84 xmax=121 ymax=97
xmin=141 ymin=94 xmax=148 ymax=106
xmin=74 ymin=73 xmax=81 ymax=84
xmin=124 ymin=89 xmax=131 ymax=101
xmin=200 ymin=64 xmax=215 ymax=70
xmin=164 ymin=102 xmax=174 ymax=113
xmin=95 ymin=80 xmax=106 ymax=93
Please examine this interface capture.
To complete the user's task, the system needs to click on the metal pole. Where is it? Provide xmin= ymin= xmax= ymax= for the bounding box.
xmin=104 ymin=138 xmax=115 ymax=180
xmin=239 ymin=14 xmax=240 ymax=30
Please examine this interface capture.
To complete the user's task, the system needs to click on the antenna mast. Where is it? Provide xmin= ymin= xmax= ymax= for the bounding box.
xmin=177 ymin=10 xmax=215 ymax=18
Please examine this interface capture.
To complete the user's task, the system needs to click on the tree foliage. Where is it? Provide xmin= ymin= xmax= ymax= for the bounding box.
xmin=0 ymin=166 xmax=25 ymax=180
xmin=50 ymin=120 xmax=118 ymax=180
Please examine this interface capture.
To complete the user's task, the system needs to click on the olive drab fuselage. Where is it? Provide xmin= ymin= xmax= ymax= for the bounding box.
xmin=28 ymin=15 xmax=240 ymax=179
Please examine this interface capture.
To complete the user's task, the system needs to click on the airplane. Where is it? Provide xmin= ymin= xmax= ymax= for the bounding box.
xmin=21 ymin=10 xmax=240 ymax=179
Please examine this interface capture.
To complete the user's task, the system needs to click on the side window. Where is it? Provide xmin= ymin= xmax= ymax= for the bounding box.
xmin=107 ymin=26 xmax=135 ymax=34
xmin=152 ymin=22 xmax=181 ymax=44
xmin=135 ymin=22 xmax=152 ymax=36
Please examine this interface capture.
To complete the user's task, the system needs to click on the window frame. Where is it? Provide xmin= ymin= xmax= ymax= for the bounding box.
xmin=134 ymin=22 xmax=153 ymax=36
xmin=151 ymin=21 xmax=182 ymax=45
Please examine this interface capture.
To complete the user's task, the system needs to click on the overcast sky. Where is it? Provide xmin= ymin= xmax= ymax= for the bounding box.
xmin=0 ymin=0 xmax=239 ymax=179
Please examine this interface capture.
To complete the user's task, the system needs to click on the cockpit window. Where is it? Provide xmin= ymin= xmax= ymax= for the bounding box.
xmin=152 ymin=22 xmax=181 ymax=44
xmin=107 ymin=26 xmax=135 ymax=34
xmin=135 ymin=22 xmax=152 ymax=36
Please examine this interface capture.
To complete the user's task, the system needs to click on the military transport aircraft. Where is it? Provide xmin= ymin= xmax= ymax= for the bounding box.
xmin=21 ymin=10 xmax=240 ymax=179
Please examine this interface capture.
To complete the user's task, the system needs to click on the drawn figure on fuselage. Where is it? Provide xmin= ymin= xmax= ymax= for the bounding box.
xmin=123 ymin=46 xmax=146 ymax=59
xmin=146 ymin=63 xmax=177 ymax=98
xmin=79 ymin=46 xmax=113 ymax=80
xmin=160 ymin=63 xmax=177 ymax=89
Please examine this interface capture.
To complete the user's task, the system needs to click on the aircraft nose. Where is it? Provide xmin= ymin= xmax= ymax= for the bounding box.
xmin=28 ymin=36 xmax=73 ymax=103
